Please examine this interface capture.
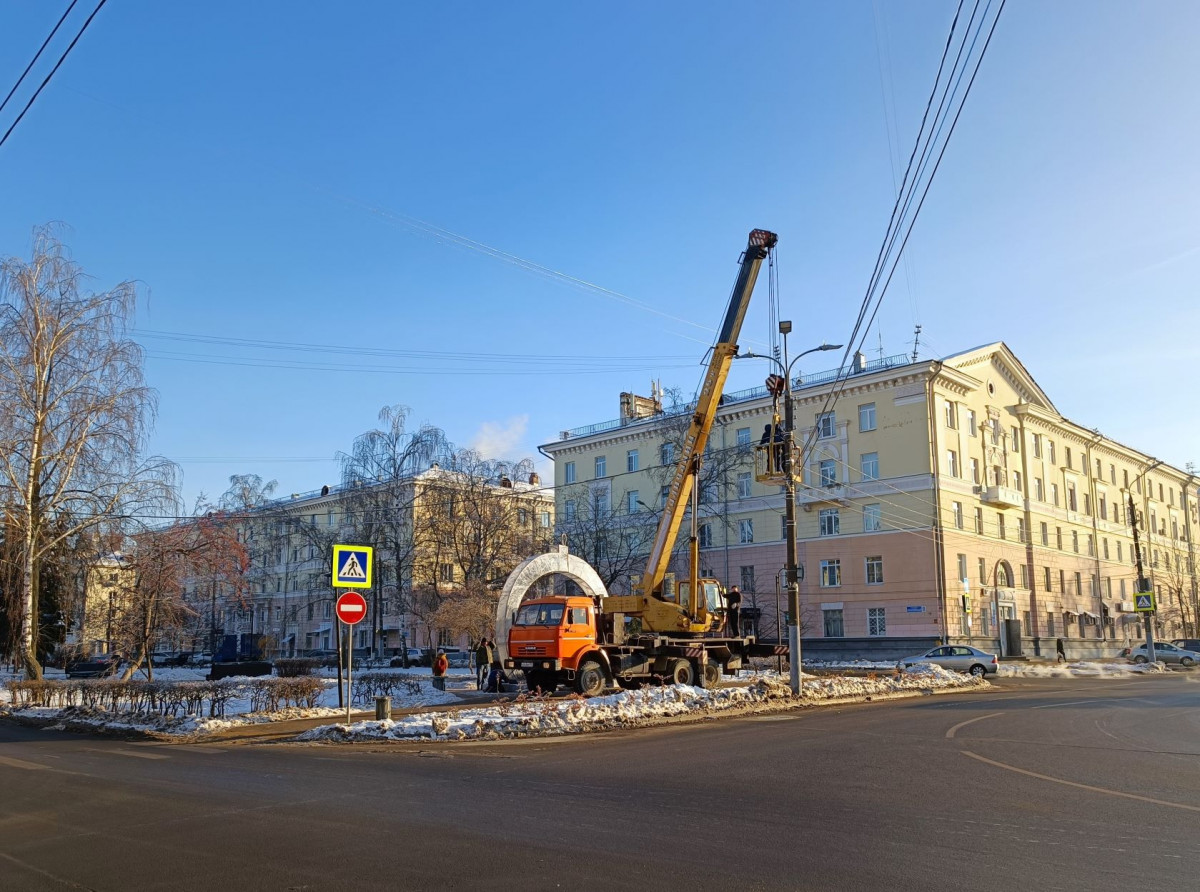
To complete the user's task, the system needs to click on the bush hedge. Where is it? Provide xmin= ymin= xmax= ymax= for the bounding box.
xmin=351 ymin=672 xmax=425 ymax=705
xmin=4 ymin=676 xmax=325 ymax=718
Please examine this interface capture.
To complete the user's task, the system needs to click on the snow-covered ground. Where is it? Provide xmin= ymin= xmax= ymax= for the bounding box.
xmin=0 ymin=669 xmax=459 ymax=737
xmin=297 ymin=664 xmax=981 ymax=743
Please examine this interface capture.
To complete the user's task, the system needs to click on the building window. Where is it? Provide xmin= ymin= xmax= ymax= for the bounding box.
xmin=860 ymin=452 xmax=879 ymax=481
xmin=737 ymin=472 xmax=752 ymax=499
xmin=564 ymin=461 xmax=576 ymax=484
xmin=957 ymin=553 xmax=968 ymax=584
xmin=974 ymin=508 xmax=983 ymax=534
xmin=628 ymin=491 xmax=640 ymax=513
xmin=859 ymin=403 xmax=876 ymax=432
xmin=627 ymin=449 xmax=639 ymax=473
xmin=1011 ymin=427 xmax=1020 ymax=452
xmin=1072 ymin=530 xmax=1079 ymax=553
xmin=1086 ymin=534 xmax=1094 ymax=556
xmin=978 ymin=557 xmax=987 ymax=584
xmin=540 ymin=511 xmax=550 ymax=528
xmin=1065 ymin=446 xmax=1072 ymax=469
xmin=595 ymin=455 xmax=607 ymax=478
xmin=738 ymin=519 xmax=754 ymax=544
xmin=998 ymin=513 xmax=1006 ymax=540
xmin=564 ymin=500 xmax=576 ymax=521
xmin=1043 ymin=567 xmax=1052 ymax=591
xmin=518 ymin=508 xmax=528 ymax=526
xmin=1116 ymin=540 xmax=1123 ymax=561
xmin=698 ymin=523 xmax=712 ymax=548
xmin=819 ymin=508 xmax=840 ymax=536
xmin=864 ymin=503 xmax=882 ymax=532
xmin=306 ymin=603 xmax=314 ymax=621
xmin=1013 ymin=471 xmax=1022 ymax=491
xmin=1110 ymin=464 xmax=1116 ymax=484
xmin=820 ymin=559 xmax=841 ymax=587
xmin=660 ymin=485 xmax=670 ymax=507
xmin=1017 ymin=518 xmax=1026 ymax=543
xmin=1020 ymin=564 xmax=1030 ymax=588
xmin=1048 ymin=440 xmax=1056 ymax=464
xmin=1032 ymin=433 xmax=1041 ymax=458
xmin=740 ymin=565 xmax=756 ymax=592
xmin=781 ymin=514 xmax=788 ymax=540
xmin=1055 ymin=526 xmax=1063 ymax=549
xmin=867 ymin=607 xmax=886 ymax=636
xmin=660 ymin=443 xmax=674 ymax=465
xmin=967 ymin=409 xmax=977 ymax=436
xmin=1034 ymin=478 xmax=1043 ymax=500
xmin=945 ymin=401 xmax=958 ymax=429
xmin=947 ymin=450 xmax=959 ymax=478
xmin=823 ymin=608 xmax=844 ymax=637
xmin=819 ymin=459 xmax=837 ymax=487
xmin=865 ymin=556 xmax=884 ymax=585
xmin=817 ymin=412 xmax=836 ymax=438
xmin=736 ymin=427 xmax=751 ymax=447
xmin=1040 ymin=522 xmax=1048 ymax=545
xmin=952 ymin=501 xmax=964 ymax=529
xmin=594 ymin=489 xmax=610 ymax=516
xmin=327 ymin=510 xmax=334 ymax=527
xmin=439 ymin=563 xmax=454 ymax=583
xmin=1074 ymin=572 xmax=1083 ymax=596
xmin=1051 ymin=483 xmax=1059 ymax=506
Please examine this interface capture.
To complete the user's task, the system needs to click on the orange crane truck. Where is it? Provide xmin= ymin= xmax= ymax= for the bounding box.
xmin=504 ymin=229 xmax=788 ymax=695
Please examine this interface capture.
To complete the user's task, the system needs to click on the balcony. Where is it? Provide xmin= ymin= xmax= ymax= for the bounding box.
xmin=981 ymin=485 xmax=1023 ymax=509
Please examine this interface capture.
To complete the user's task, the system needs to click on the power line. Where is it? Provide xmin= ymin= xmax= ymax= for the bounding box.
xmin=0 ymin=0 xmax=80 ymax=118
xmin=0 ymin=0 xmax=108 ymax=153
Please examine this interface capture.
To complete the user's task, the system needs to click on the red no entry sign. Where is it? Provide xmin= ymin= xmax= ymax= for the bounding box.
xmin=335 ymin=591 xmax=368 ymax=625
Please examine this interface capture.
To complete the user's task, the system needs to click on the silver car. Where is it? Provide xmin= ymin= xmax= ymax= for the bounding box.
xmin=901 ymin=645 xmax=998 ymax=677
xmin=1125 ymin=642 xmax=1200 ymax=666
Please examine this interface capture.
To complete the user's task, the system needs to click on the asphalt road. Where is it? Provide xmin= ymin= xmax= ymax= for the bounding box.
xmin=1 ymin=674 xmax=1197 ymax=892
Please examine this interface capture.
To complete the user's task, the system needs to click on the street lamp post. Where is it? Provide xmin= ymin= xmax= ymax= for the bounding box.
xmin=740 ymin=326 xmax=841 ymax=695
xmin=1128 ymin=459 xmax=1163 ymax=663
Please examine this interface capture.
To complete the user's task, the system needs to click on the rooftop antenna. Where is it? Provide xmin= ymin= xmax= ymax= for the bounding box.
xmin=911 ymin=324 xmax=922 ymax=363
xmin=877 ymin=332 xmax=884 ymax=362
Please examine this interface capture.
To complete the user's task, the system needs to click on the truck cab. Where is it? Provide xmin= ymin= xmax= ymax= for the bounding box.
xmin=505 ymin=596 xmax=600 ymax=694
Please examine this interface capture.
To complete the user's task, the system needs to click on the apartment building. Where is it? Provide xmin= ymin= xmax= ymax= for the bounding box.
xmin=542 ymin=343 xmax=1198 ymax=659
xmin=182 ymin=467 xmax=554 ymax=659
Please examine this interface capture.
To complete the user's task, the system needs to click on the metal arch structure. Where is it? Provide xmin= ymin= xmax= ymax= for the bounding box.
xmin=494 ymin=544 xmax=607 ymax=665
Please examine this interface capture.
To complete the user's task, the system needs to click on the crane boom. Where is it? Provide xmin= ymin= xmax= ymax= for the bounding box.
xmin=603 ymin=229 xmax=776 ymax=632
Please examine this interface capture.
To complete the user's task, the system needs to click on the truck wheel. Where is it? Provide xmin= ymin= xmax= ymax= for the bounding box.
xmin=669 ymin=658 xmax=695 ymax=686
xmin=576 ymin=660 xmax=606 ymax=697
xmin=703 ymin=662 xmax=721 ymax=687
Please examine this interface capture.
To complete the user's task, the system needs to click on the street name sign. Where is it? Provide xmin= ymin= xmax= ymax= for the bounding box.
xmin=335 ymin=592 xmax=368 ymax=625
xmin=1134 ymin=591 xmax=1156 ymax=613
xmin=332 ymin=544 xmax=373 ymax=588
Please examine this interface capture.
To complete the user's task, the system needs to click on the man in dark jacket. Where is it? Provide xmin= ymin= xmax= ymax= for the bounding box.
xmin=726 ymin=586 xmax=742 ymax=637
xmin=475 ymin=638 xmax=493 ymax=689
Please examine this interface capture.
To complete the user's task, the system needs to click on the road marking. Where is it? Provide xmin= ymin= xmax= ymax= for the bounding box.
xmin=0 ymin=851 xmax=96 ymax=890
xmin=945 ymin=712 xmax=1003 ymax=739
xmin=961 ymin=750 xmax=1200 ymax=812
xmin=88 ymin=748 xmax=169 ymax=760
xmin=1031 ymin=699 xmax=1105 ymax=709
xmin=0 ymin=754 xmax=49 ymax=771
xmin=745 ymin=715 xmax=799 ymax=722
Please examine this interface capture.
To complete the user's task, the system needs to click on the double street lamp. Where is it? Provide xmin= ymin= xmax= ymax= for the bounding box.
xmin=1128 ymin=459 xmax=1163 ymax=663
xmin=739 ymin=325 xmax=842 ymax=695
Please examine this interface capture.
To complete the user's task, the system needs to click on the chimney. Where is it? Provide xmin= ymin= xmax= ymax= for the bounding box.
xmin=852 ymin=351 xmax=867 ymax=374
xmin=529 ymin=472 xmax=540 ymax=486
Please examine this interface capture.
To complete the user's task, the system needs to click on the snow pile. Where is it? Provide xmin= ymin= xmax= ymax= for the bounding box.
xmin=997 ymin=660 xmax=1167 ymax=678
xmin=298 ymin=665 xmax=979 ymax=744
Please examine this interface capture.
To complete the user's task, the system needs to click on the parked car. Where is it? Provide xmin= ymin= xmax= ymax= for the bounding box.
xmin=65 ymin=655 xmax=121 ymax=678
xmin=1123 ymin=642 xmax=1200 ymax=666
xmin=1171 ymin=638 xmax=1200 ymax=653
xmin=900 ymin=645 xmax=998 ymax=677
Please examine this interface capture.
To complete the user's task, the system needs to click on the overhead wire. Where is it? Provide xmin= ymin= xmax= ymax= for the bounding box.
xmin=0 ymin=0 xmax=108 ymax=152
xmin=0 ymin=0 xmax=80 ymax=118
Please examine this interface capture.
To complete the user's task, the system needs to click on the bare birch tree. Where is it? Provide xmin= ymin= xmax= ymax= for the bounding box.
xmin=0 ymin=228 xmax=175 ymax=678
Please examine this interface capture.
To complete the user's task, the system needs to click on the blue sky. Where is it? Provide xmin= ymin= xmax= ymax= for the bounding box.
xmin=2 ymin=1 xmax=1198 ymax=512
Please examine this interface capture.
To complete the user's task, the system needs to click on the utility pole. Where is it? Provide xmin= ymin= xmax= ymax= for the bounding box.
xmin=1129 ymin=491 xmax=1156 ymax=663
xmin=781 ymin=327 xmax=802 ymax=696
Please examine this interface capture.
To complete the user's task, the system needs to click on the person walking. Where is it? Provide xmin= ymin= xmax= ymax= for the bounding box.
xmin=726 ymin=585 xmax=742 ymax=637
xmin=1055 ymin=637 xmax=1066 ymax=663
xmin=475 ymin=637 xmax=493 ymax=689
xmin=432 ymin=650 xmax=449 ymax=677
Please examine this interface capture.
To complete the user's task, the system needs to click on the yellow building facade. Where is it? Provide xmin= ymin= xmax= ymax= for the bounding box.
xmin=543 ymin=343 xmax=1198 ymax=659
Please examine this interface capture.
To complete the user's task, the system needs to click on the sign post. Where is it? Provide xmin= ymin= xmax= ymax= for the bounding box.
xmin=331 ymin=545 xmax=373 ymax=725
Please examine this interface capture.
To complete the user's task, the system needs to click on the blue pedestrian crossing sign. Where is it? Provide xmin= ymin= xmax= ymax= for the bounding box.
xmin=1134 ymin=591 xmax=1156 ymax=613
xmin=332 ymin=544 xmax=373 ymax=588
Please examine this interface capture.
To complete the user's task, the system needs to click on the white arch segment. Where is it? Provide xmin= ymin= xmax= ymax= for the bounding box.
xmin=494 ymin=545 xmax=607 ymax=664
